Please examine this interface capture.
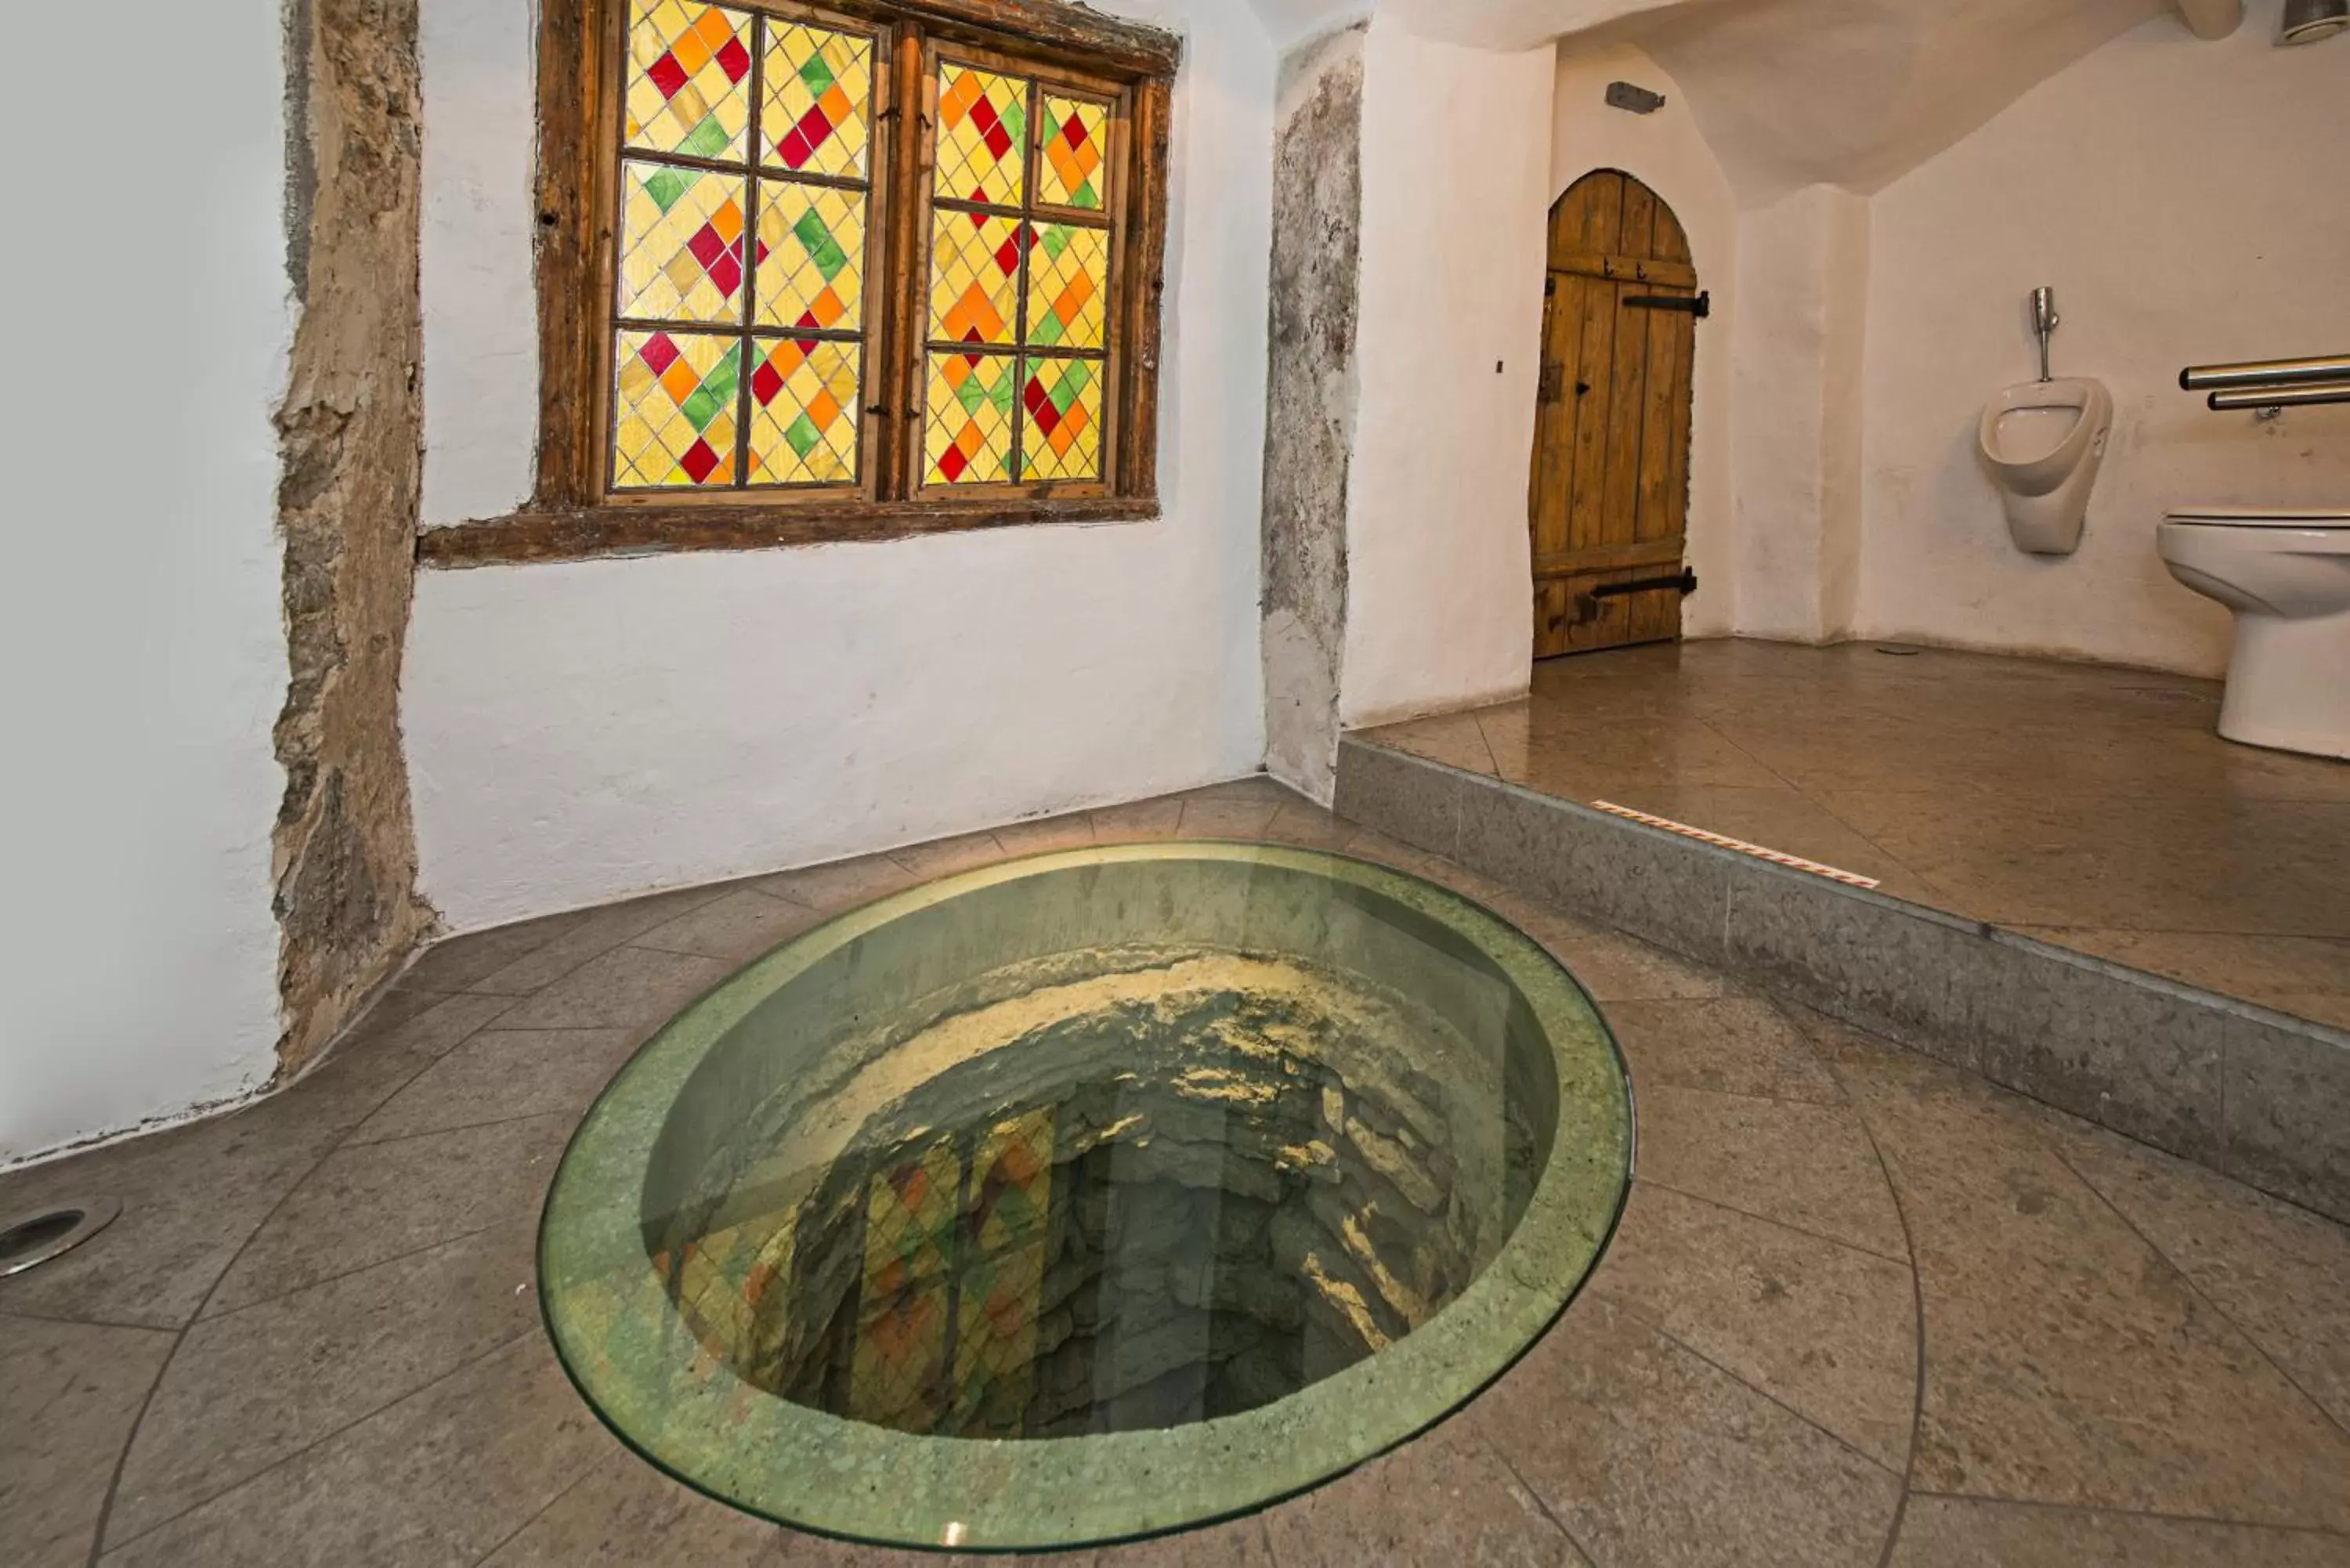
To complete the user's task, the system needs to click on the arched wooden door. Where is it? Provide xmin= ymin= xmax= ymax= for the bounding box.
xmin=1530 ymin=170 xmax=1701 ymax=659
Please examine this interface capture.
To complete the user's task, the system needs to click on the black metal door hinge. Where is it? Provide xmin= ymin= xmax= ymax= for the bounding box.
xmin=1589 ymin=567 xmax=1699 ymax=601
xmin=1624 ymin=291 xmax=1710 ymax=320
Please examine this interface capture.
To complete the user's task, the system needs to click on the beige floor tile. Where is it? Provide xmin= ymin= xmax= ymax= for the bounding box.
xmin=1836 ymin=1043 xmax=2350 ymax=1527
xmin=396 ymin=909 xmax=599 ymax=994
xmin=1257 ymin=801 xmax=1354 ymax=850
xmin=1262 ymin=1418 xmax=1591 ymax=1566
xmin=1090 ymin=799 xmax=1185 ymax=841
xmin=347 ymin=1028 xmax=640 ymax=1145
xmin=2049 ymin=1117 xmax=2350 ymax=1431
xmin=1606 ymin=997 xmax=1848 ymax=1104
xmin=1469 ymin=1295 xmax=1900 ymax=1568
xmin=1361 ymin=710 xmax=1500 ymax=776
xmin=0 ymin=1314 xmax=175 ymax=1568
xmin=493 ymin=945 xmax=734 ymax=1035
xmin=1177 ymin=797 xmax=1283 ymax=837
xmin=107 ymin=1221 xmax=540 ymax=1545
xmin=1083 ymin=1516 xmax=1278 ymax=1568
xmin=1635 ymin=1083 xmax=1910 ymax=1259
xmin=1593 ymin=1182 xmax=1917 ymax=1468
xmin=1500 ymin=727 xmax=1787 ymax=798
xmin=206 ymin=1113 xmax=574 ymax=1316
xmin=891 ymin=831 xmax=1009 ymax=880
xmin=753 ymin=852 xmax=921 ymax=913
xmin=99 ymin=1333 xmax=607 ymax=1568
xmin=0 ymin=1107 xmax=350 ymax=1330
xmin=992 ymin=812 xmax=1100 ymax=857
xmin=628 ymin=887 xmax=823 ymax=963
xmin=480 ymin=1443 xmax=779 ymax=1566
xmin=1502 ymin=905 xmax=1728 ymax=1002
xmin=1822 ymin=792 xmax=2350 ymax=937
xmin=465 ymin=885 xmax=736 ymax=995
xmin=1400 ymin=641 xmax=2350 ymax=1021
xmin=1887 ymin=1494 xmax=2350 ymax=1567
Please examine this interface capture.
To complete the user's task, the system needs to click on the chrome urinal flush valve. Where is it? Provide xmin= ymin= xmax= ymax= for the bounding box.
xmin=2031 ymin=287 xmax=2060 ymax=383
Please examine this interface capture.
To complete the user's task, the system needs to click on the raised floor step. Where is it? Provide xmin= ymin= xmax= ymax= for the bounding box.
xmin=1335 ymin=734 xmax=2350 ymax=1226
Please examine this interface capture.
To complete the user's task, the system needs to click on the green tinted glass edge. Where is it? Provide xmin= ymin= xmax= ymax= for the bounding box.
xmin=537 ymin=841 xmax=1634 ymax=1553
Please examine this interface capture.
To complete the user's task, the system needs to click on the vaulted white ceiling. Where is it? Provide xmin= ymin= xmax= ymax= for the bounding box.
xmin=1242 ymin=0 xmax=2218 ymax=202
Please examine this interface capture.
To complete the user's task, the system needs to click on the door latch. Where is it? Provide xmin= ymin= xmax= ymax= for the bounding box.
xmin=1571 ymin=568 xmax=1699 ymax=626
xmin=1624 ymin=291 xmax=1711 ymax=320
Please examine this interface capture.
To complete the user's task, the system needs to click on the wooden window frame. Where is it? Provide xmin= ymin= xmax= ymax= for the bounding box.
xmin=421 ymin=0 xmax=1177 ymax=569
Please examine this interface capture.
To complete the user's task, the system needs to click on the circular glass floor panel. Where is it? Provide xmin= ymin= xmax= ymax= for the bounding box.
xmin=540 ymin=842 xmax=1632 ymax=1551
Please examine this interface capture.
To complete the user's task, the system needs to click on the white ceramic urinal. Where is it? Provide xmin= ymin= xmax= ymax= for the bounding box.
xmin=1979 ymin=378 xmax=2113 ymax=555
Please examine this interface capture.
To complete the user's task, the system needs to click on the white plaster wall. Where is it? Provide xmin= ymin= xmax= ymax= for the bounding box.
xmin=1858 ymin=2 xmax=2350 ymax=672
xmin=1339 ymin=18 xmax=1556 ymax=727
xmin=420 ymin=0 xmax=539 ymax=526
xmin=0 ymin=0 xmax=288 ymax=1159
xmin=407 ymin=0 xmax=1276 ymax=930
xmin=1548 ymin=43 xmax=1737 ymax=637
xmin=1732 ymin=182 xmax=1872 ymax=642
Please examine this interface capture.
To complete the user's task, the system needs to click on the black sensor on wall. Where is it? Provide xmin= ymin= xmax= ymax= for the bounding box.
xmin=1606 ymin=81 xmax=1666 ymax=114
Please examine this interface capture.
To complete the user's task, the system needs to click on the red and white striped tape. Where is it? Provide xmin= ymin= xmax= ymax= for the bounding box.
xmin=1590 ymin=802 xmax=1883 ymax=889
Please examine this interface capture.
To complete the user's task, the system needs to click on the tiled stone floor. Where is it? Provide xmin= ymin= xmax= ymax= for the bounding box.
xmin=1361 ymin=640 xmax=2350 ymax=1030
xmin=5 ymin=776 xmax=2349 ymax=1566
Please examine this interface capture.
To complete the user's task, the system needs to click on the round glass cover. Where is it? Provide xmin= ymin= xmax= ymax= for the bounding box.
xmin=540 ymin=842 xmax=1632 ymax=1551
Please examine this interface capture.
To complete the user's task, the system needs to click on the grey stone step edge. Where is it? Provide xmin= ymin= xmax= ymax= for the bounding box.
xmin=1334 ymin=734 xmax=2350 ymax=1227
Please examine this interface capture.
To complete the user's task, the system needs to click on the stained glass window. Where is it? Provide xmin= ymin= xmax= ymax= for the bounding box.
xmin=610 ymin=0 xmax=877 ymax=492
xmin=562 ymin=0 xmax=1166 ymax=530
xmin=923 ymin=59 xmax=1117 ymax=490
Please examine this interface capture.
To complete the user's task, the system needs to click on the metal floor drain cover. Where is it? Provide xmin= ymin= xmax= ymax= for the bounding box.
xmin=0 ymin=1198 xmax=121 ymax=1277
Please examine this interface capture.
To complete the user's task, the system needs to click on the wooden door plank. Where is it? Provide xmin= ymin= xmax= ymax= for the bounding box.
xmin=1528 ymin=282 xmax=1578 ymax=558
xmin=1584 ymin=171 xmax=1625 ymax=255
xmin=1620 ymin=179 xmax=1658 ymax=266
xmin=1564 ymin=272 xmax=1618 ymax=562
xmin=1651 ymin=200 xmax=1691 ymax=265
xmin=1598 ymin=280 xmax=1654 ymax=648
xmin=1633 ymin=286 xmax=1688 ymax=544
xmin=1550 ymin=251 xmax=1697 ymax=287
xmin=1535 ymin=537 xmax=1685 ymax=579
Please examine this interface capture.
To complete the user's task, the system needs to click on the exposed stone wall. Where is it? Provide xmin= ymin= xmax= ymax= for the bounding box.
xmin=1258 ymin=26 xmax=1365 ymax=804
xmin=273 ymin=0 xmax=435 ymax=1075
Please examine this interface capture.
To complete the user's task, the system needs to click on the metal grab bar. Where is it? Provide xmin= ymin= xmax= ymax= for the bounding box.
xmin=2207 ymin=379 xmax=2350 ymax=411
xmin=2180 ymin=354 xmax=2350 ymax=392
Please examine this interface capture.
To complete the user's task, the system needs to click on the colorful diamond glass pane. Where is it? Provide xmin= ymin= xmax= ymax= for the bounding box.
xmin=613 ymin=330 xmax=741 ymax=488
xmin=748 ymin=336 xmax=861 ymax=486
xmin=928 ymin=210 xmax=1022 ymax=346
xmin=949 ymin=1110 xmax=1055 ymax=1437
xmin=1023 ymin=222 xmax=1108 ymax=352
xmin=1018 ymin=356 xmax=1101 ymax=483
xmin=625 ymin=0 xmax=753 ymax=161
xmin=620 ymin=161 xmax=748 ymax=323
xmin=848 ymin=1137 xmax=961 ymax=1432
xmin=935 ymin=64 xmax=1027 ymax=207
xmin=1036 ymin=95 xmax=1108 ymax=211
xmin=762 ymin=21 xmax=873 ymax=179
xmin=755 ymin=183 xmax=865 ymax=332
xmin=924 ymin=352 xmax=1017 ymax=486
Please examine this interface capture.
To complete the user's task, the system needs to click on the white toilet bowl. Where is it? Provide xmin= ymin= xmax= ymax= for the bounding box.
xmin=1979 ymin=378 xmax=2113 ymax=555
xmin=2158 ymin=507 xmax=2350 ymax=760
